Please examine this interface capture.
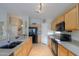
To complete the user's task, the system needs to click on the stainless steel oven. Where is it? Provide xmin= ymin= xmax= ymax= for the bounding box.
xmin=51 ymin=39 xmax=58 ymax=56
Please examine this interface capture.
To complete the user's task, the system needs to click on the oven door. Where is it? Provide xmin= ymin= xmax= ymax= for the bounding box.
xmin=51 ymin=39 xmax=58 ymax=56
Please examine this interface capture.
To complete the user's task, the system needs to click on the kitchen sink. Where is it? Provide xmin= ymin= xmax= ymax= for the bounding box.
xmin=0 ymin=41 xmax=22 ymax=49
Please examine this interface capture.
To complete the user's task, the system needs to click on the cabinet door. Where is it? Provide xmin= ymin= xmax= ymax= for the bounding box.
xmin=48 ymin=38 xmax=52 ymax=49
xmin=14 ymin=37 xmax=32 ymax=56
xmin=51 ymin=21 xmax=56 ymax=30
xmin=58 ymin=45 xmax=68 ymax=56
xmin=68 ymin=51 xmax=75 ymax=56
xmin=65 ymin=7 xmax=78 ymax=30
xmin=51 ymin=15 xmax=64 ymax=31
xmin=56 ymin=15 xmax=64 ymax=24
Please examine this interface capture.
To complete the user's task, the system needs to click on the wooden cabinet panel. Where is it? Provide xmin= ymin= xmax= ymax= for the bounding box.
xmin=68 ymin=51 xmax=75 ymax=56
xmin=14 ymin=37 xmax=32 ymax=56
xmin=58 ymin=44 xmax=76 ymax=56
xmin=56 ymin=16 xmax=64 ymax=24
xmin=51 ymin=20 xmax=56 ymax=30
xmin=48 ymin=38 xmax=52 ymax=49
xmin=65 ymin=5 xmax=78 ymax=30
xmin=51 ymin=4 xmax=79 ymax=31
xmin=51 ymin=15 xmax=64 ymax=31
xmin=58 ymin=44 xmax=68 ymax=56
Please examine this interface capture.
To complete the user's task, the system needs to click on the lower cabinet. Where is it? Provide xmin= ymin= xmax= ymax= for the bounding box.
xmin=58 ymin=44 xmax=75 ymax=56
xmin=68 ymin=51 xmax=75 ymax=56
xmin=48 ymin=38 xmax=52 ymax=49
xmin=14 ymin=37 xmax=32 ymax=56
xmin=58 ymin=44 xmax=68 ymax=56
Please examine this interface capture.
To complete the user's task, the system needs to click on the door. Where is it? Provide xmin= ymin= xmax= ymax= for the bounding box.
xmin=41 ymin=23 xmax=48 ymax=45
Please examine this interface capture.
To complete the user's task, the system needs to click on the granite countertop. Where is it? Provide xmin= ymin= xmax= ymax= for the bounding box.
xmin=0 ymin=36 xmax=28 ymax=56
xmin=50 ymin=35 xmax=79 ymax=56
xmin=59 ymin=40 xmax=79 ymax=56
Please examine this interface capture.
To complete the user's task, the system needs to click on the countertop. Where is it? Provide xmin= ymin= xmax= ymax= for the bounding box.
xmin=59 ymin=40 xmax=79 ymax=56
xmin=52 ymin=38 xmax=79 ymax=56
xmin=0 ymin=36 xmax=28 ymax=56
xmin=49 ymin=34 xmax=79 ymax=56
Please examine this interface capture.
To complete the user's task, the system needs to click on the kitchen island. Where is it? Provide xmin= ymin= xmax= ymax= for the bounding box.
xmin=0 ymin=36 xmax=32 ymax=56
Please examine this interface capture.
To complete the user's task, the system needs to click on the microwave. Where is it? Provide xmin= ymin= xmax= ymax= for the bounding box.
xmin=60 ymin=34 xmax=71 ymax=41
xmin=56 ymin=21 xmax=65 ymax=32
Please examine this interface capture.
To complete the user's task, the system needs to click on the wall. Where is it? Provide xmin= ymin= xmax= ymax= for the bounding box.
xmin=41 ymin=19 xmax=52 ymax=44
xmin=0 ymin=9 xmax=8 ymax=40
xmin=0 ymin=9 xmax=30 ymax=41
xmin=71 ymin=30 xmax=79 ymax=41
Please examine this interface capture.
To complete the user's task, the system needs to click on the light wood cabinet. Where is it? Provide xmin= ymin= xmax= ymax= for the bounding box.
xmin=65 ymin=4 xmax=79 ymax=30
xmin=58 ymin=44 xmax=75 ymax=56
xmin=51 ymin=4 xmax=79 ymax=31
xmin=51 ymin=15 xmax=64 ymax=31
xmin=58 ymin=44 xmax=68 ymax=56
xmin=14 ymin=37 xmax=32 ymax=56
xmin=51 ymin=20 xmax=56 ymax=30
xmin=56 ymin=15 xmax=65 ymax=24
xmin=48 ymin=38 xmax=52 ymax=49
xmin=68 ymin=51 xmax=75 ymax=56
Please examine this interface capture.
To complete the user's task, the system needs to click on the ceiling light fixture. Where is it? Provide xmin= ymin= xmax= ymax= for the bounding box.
xmin=35 ymin=3 xmax=45 ymax=13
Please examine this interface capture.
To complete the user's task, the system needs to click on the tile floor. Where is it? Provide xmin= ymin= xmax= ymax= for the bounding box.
xmin=29 ymin=43 xmax=53 ymax=56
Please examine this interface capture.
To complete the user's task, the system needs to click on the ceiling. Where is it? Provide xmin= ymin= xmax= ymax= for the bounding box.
xmin=0 ymin=3 xmax=76 ymax=21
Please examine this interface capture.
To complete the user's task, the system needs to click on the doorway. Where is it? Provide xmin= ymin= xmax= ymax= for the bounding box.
xmin=29 ymin=27 xmax=38 ymax=43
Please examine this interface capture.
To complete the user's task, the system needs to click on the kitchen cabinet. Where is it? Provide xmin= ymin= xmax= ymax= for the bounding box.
xmin=65 ymin=4 xmax=79 ymax=30
xmin=56 ymin=15 xmax=65 ymax=24
xmin=51 ymin=15 xmax=64 ymax=31
xmin=58 ymin=44 xmax=75 ymax=56
xmin=48 ymin=38 xmax=52 ymax=49
xmin=58 ymin=44 xmax=68 ymax=56
xmin=51 ymin=20 xmax=56 ymax=30
xmin=68 ymin=51 xmax=75 ymax=56
xmin=51 ymin=4 xmax=79 ymax=31
xmin=14 ymin=37 xmax=32 ymax=56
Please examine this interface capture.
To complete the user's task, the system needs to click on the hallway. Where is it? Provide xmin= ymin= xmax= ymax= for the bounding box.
xmin=29 ymin=43 xmax=53 ymax=56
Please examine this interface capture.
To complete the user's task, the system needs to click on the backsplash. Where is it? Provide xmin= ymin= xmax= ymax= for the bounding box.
xmin=71 ymin=30 xmax=79 ymax=41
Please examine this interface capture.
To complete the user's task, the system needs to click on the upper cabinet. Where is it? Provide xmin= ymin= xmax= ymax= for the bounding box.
xmin=51 ymin=4 xmax=79 ymax=31
xmin=65 ymin=4 xmax=79 ymax=30
xmin=51 ymin=15 xmax=64 ymax=31
xmin=51 ymin=20 xmax=56 ymax=30
xmin=56 ymin=15 xmax=65 ymax=24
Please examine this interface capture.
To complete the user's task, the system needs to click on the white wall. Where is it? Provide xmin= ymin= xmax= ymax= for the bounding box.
xmin=71 ymin=30 xmax=79 ymax=41
xmin=0 ymin=9 xmax=7 ymax=21
xmin=30 ymin=19 xmax=41 ymax=25
xmin=0 ymin=10 xmax=8 ymax=40
xmin=41 ymin=19 xmax=52 ymax=44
